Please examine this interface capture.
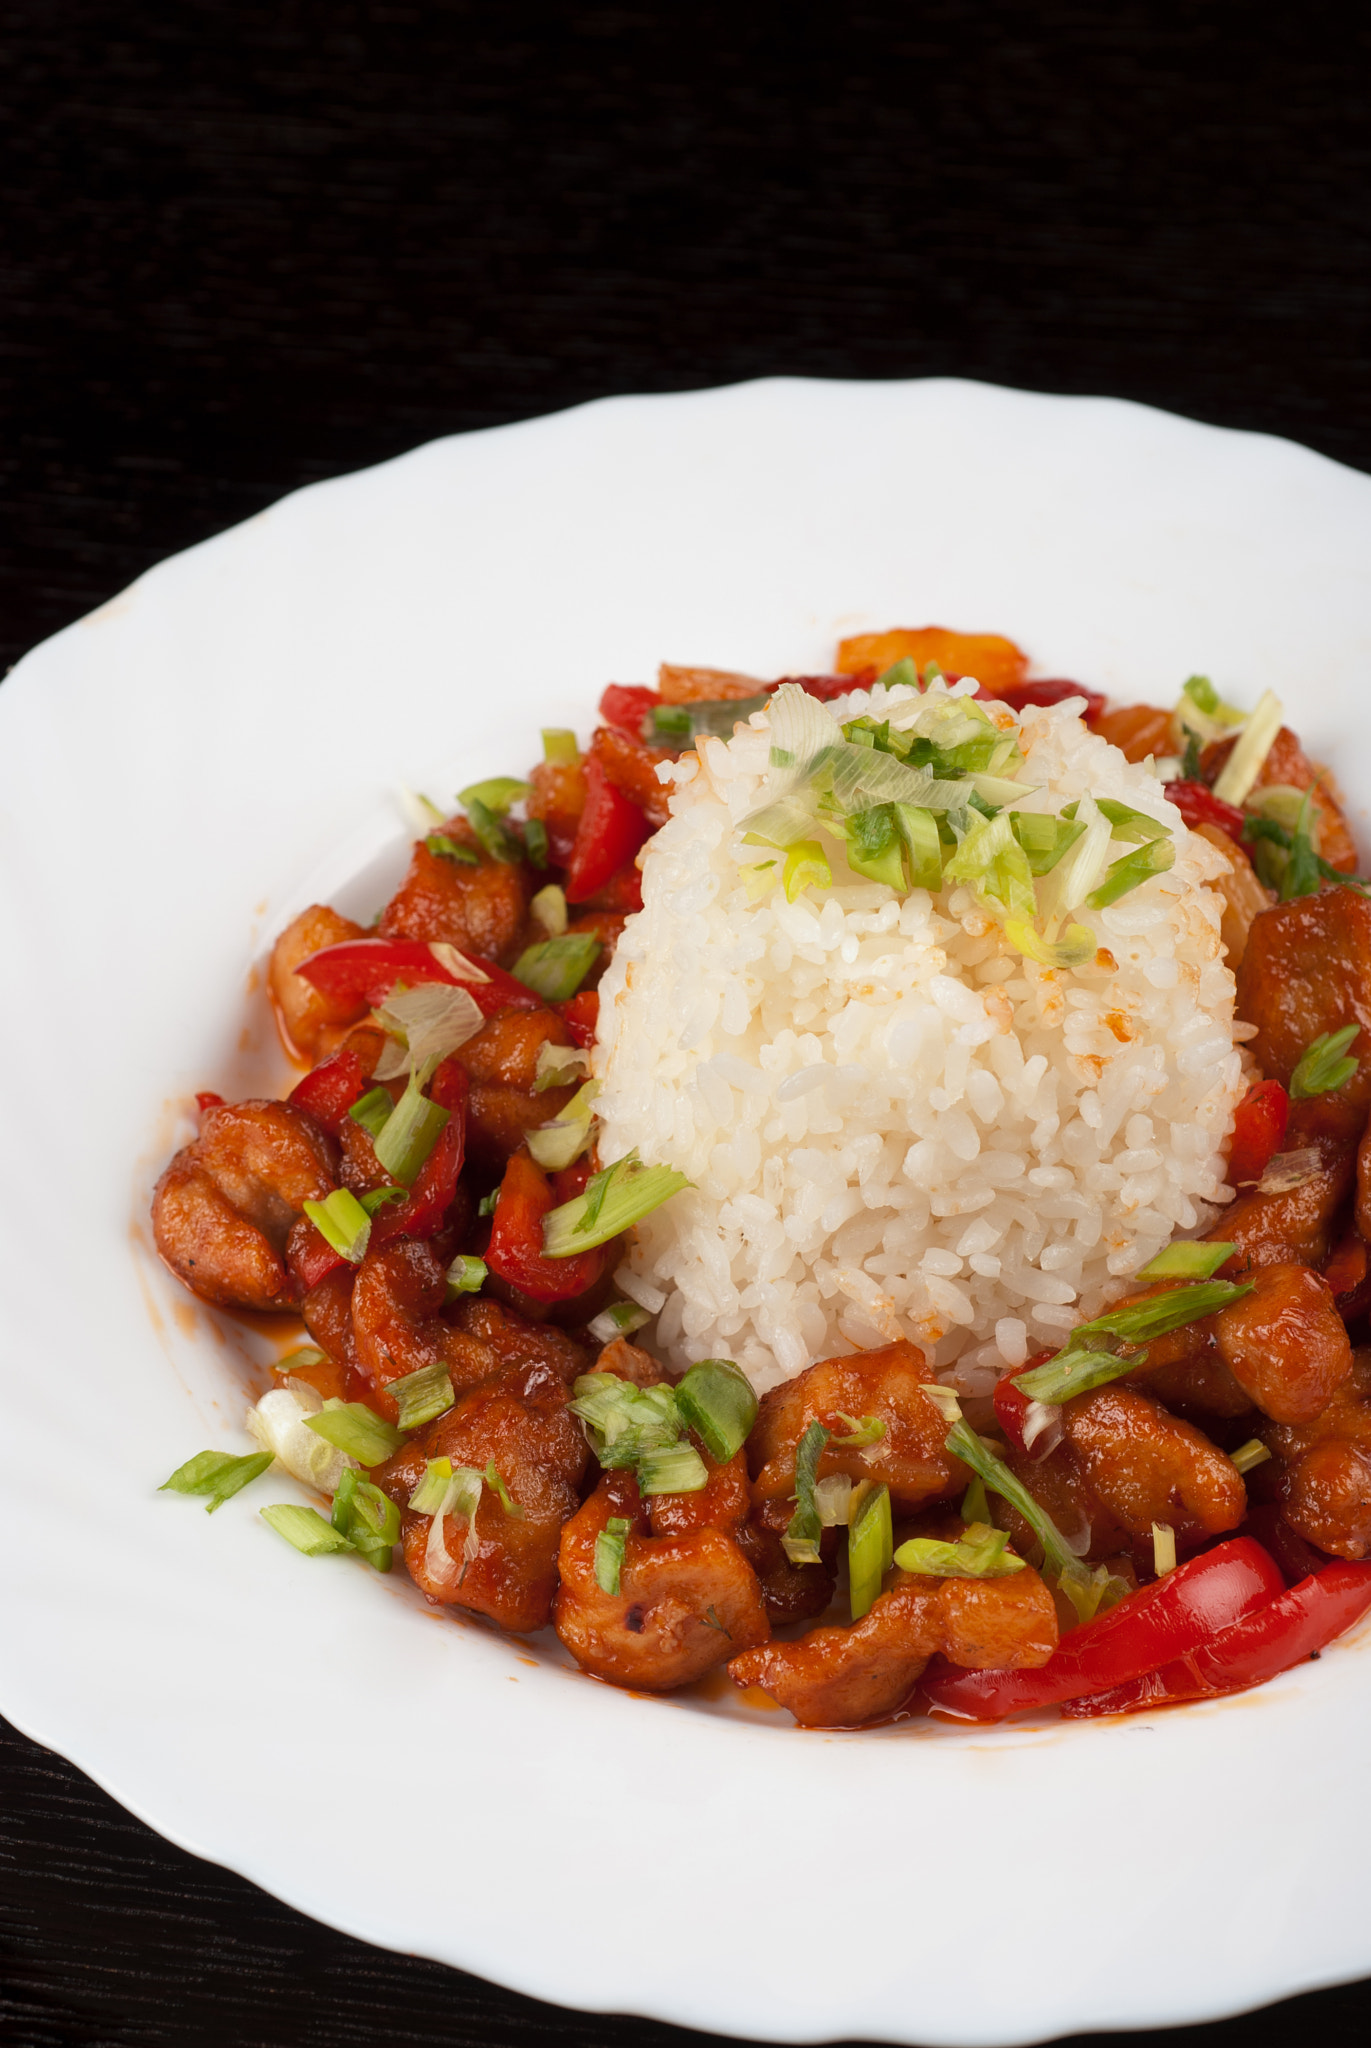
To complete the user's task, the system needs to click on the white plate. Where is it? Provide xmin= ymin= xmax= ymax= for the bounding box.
xmin=4 ymin=377 xmax=1371 ymax=2046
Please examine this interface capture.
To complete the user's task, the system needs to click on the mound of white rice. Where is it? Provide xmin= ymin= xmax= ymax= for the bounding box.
xmin=592 ymin=677 xmax=1247 ymax=1398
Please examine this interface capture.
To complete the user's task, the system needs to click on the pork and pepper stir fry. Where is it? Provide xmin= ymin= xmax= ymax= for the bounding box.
xmin=155 ymin=628 xmax=1371 ymax=1727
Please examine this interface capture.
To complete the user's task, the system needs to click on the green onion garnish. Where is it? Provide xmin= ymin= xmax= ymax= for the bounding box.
xmin=530 ymin=883 xmax=569 ymax=938
xmin=636 ymin=1442 xmax=710 ymax=1494
xmin=542 ymin=728 xmax=580 ymax=763
xmin=526 ymin=1080 xmax=600 ymax=1172
xmin=1093 ymin=798 xmax=1171 ymax=845
xmin=478 ymin=1189 xmax=500 ymax=1217
xmin=1084 ymin=835 xmax=1176 ymax=910
xmin=674 ymin=1357 xmax=758 ymax=1463
xmin=894 ymin=803 xmax=943 ymax=889
xmin=389 ymin=1361 xmax=456 ymax=1430
xmin=425 ymin=832 xmax=479 ymax=866
xmin=1231 ymin=1438 xmax=1272 ymax=1475
xmin=782 ymin=838 xmax=832 ymax=901
xmin=303 ymin=1401 xmax=407 ymax=1466
xmin=534 ymin=1039 xmax=587 ymax=1091
xmin=1067 ymin=1279 xmax=1253 ymax=1347
xmin=483 ymin=1461 xmax=523 ymax=1516
xmin=302 ymin=1188 xmax=373 ymax=1263
xmin=445 ymin=1254 xmax=487 ymax=1298
xmin=844 ymin=803 xmax=906 ymax=889
xmin=407 ymin=1456 xmax=454 ymax=1514
xmin=1012 ymin=1347 xmax=1136 ymax=1404
xmin=1137 ymin=1241 xmax=1236 ymax=1281
xmin=1012 ymin=811 xmax=1086 ymax=876
xmin=782 ymin=1420 xmax=830 ymax=1566
xmin=894 ymin=1523 xmax=1026 ymax=1580
xmin=847 ymin=1481 xmax=894 ymax=1619
xmin=523 ymin=817 xmax=549 ymax=867
xmin=1151 ymin=1521 xmax=1177 ymax=1576
xmin=359 ymin=1185 xmax=408 ymax=1215
xmin=1290 ymin=1025 xmax=1360 ymax=1100
xmin=159 ymin=1449 xmax=273 ymax=1513
xmin=586 ymin=1299 xmax=653 ymax=1345
xmin=349 ymin=1087 xmax=394 ymax=1140
xmin=944 ymin=1417 xmax=1084 ymax=1582
xmin=1212 ymin=689 xmax=1283 ymax=805
xmin=542 ymin=1151 xmax=691 ymax=1257
xmin=832 ymin=1412 xmax=886 ymax=1447
xmin=331 ymin=1468 xmax=401 ymax=1571
xmin=463 ymin=795 xmax=522 ymax=864
xmin=652 ymin=704 xmax=694 ymax=742
xmin=568 ymin=1375 xmax=682 ymax=1468
xmin=513 ymin=934 xmax=602 ymax=1001
xmin=274 ymin=1346 xmax=328 ymax=1376
xmin=458 ymin=776 xmax=530 ymax=817
xmin=595 ymin=1516 xmax=632 ymax=1596
xmin=373 ymin=1072 xmax=450 ymax=1186
xmin=960 ymin=1475 xmax=991 ymax=1525
xmin=260 ymin=1503 xmax=353 ymax=1556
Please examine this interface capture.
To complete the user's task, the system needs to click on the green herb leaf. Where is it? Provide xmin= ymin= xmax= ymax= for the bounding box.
xmin=1011 ymin=811 xmax=1087 ymax=876
xmin=675 ymin=1357 xmax=758 ymax=1463
xmin=425 ymin=832 xmax=479 ymax=866
xmin=159 ymin=1449 xmax=274 ymax=1513
xmin=1290 ymin=1024 xmax=1360 ymax=1099
xmin=894 ymin=1522 xmax=1026 ymax=1579
xmin=782 ymin=1419 xmax=830 ymax=1566
xmin=893 ymin=803 xmax=944 ymax=889
xmin=260 ymin=1503 xmax=353 ymax=1556
xmin=1179 ymin=728 xmax=1203 ymax=781
xmin=349 ymin=1086 xmax=394 ymax=1140
xmin=848 ymin=1481 xmax=894 ymax=1618
xmin=1094 ymin=798 xmax=1172 ymax=845
xmin=304 ymin=1402 xmax=407 ymax=1466
xmin=944 ymin=1417 xmax=1084 ymax=1583
xmin=458 ymin=777 xmax=530 ymax=817
xmin=388 ymin=1361 xmax=456 ymax=1430
xmin=513 ymin=934 xmax=602 ymax=1001
xmin=302 ymin=1188 xmax=373 ymax=1263
xmin=445 ymin=1254 xmax=487 ymax=1298
xmin=595 ymin=1516 xmax=632 ymax=1595
xmin=845 ymin=803 xmax=906 ymax=889
xmin=542 ymin=1151 xmax=691 ymax=1257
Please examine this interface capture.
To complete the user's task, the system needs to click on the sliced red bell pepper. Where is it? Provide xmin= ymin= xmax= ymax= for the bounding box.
xmin=1166 ymin=779 xmax=1248 ymax=844
xmin=564 ymin=757 xmax=652 ymax=904
xmin=285 ymin=1212 xmax=347 ymax=1291
xmin=484 ymin=1149 xmax=608 ymax=1302
xmin=1226 ymin=1077 xmax=1290 ymax=1187
xmin=919 ymin=1537 xmax=1286 ymax=1722
xmin=991 ymin=1352 xmax=1054 ymax=1456
xmin=1063 ymin=1560 xmax=1371 ymax=1716
xmin=287 ymin=1047 xmax=367 ymax=1133
xmin=996 ymin=678 xmax=1108 ymax=727
xmin=295 ymin=936 xmax=540 ymax=1016
xmin=555 ymin=990 xmax=600 ymax=1048
xmin=599 ymin=683 xmax=662 ymax=737
xmin=195 ymin=1091 xmax=225 ymax=1115
xmin=368 ymin=1059 xmax=468 ymax=1246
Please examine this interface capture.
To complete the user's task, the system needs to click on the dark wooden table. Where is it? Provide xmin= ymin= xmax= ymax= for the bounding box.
xmin=4 ymin=7 xmax=1371 ymax=2043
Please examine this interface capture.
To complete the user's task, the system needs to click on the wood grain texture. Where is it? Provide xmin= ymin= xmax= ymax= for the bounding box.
xmin=4 ymin=3 xmax=1371 ymax=2042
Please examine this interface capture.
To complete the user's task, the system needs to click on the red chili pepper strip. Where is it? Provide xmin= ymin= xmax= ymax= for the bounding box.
xmin=919 ymin=1538 xmax=1285 ymax=1722
xmin=369 ymin=1060 xmax=468 ymax=1246
xmin=1063 ymin=1561 xmax=1371 ymax=1717
xmin=285 ymin=1214 xmax=347 ymax=1292
xmin=599 ymin=683 xmax=662 ymax=736
xmin=195 ymin=1091 xmax=225 ymax=1115
xmin=996 ymin=679 xmax=1108 ymax=727
xmin=484 ymin=1149 xmax=608 ymax=1302
xmin=287 ymin=1048 xmax=367 ymax=1133
xmin=555 ymin=990 xmax=600 ymax=1048
xmin=1166 ymin=779 xmax=1248 ymax=844
xmin=990 ymin=1351 xmax=1054 ymax=1456
xmin=564 ymin=758 xmax=652 ymax=904
xmin=1227 ymin=1077 xmax=1290 ymax=1187
xmin=295 ymin=937 xmax=539 ymax=1016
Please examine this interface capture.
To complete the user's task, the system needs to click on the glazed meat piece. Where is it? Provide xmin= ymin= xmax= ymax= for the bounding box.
xmin=749 ymin=1340 xmax=963 ymax=1516
xmin=993 ymin=1438 xmax=1133 ymax=1564
xmin=1202 ymin=726 xmax=1360 ymax=876
xmin=555 ymin=1472 xmax=769 ymax=1690
xmin=1210 ymin=1103 xmax=1357 ymax=1272
xmin=1091 ymin=704 xmax=1173 ymax=763
xmin=526 ymin=755 xmax=587 ymax=864
xmin=380 ymin=823 xmax=531 ymax=964
xmin=376 ymin=1355 xmax=588 ymax=1631
xmin=452 ymin=1006 xmax=578 ymax=1172
xmin=1112 ymin=1282 xmax=1253 ymax=1420
xmin=734 ymin=1518 xmax=837 ymax=1625
xmin=1353 ymin=1117 xmax=1371 ymax=1243
xmin=445 ymin=1294 xmax=591 ymax=1387
xmin=728 ymin=1570 xmax=1057 ymax=1728
xmin=152 ymin=1099 xmax=337 ymax=1310
xmin=303 ymin=1263 xmax=363 ymax=1371
xmin=1190 ymin=823 xmax=1273 ymax=969
xmin=1211 ymin=1262 xmax=1352 ymax=1423
xmin=1236 ymin=890 xmax=1371 ymax=1138
xmin=1061 ymin=1385 xmax=1246 ymax=1543
xmin=1263 ymin=1353 xmax=1371 ymax=1559
xmin=268 ymin=904 xmax=367 ymax=1060
xmin=588 ymin=725 xmax=672 ymax=828
xmin=350 ymin=1238 xmax=508 ymax=1418
xmin=647 ymin=1447 xmax=750 ymax=1539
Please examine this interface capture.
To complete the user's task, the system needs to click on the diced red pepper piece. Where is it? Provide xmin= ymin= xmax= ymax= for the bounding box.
xmin=285 ymin=1213 xmax=347 ymax=1292
xmin=990 ymin=1351 xmax=1053 ymax=1456
xmin=599 ymin=683 xmax=661 ymax=736
xmin=589 ymin=725 xmax=671 ymax=828
xmin=1063 ymin=1560 xmax=1371 ymax=1716
xmin=556 ymin=990 xmax=600 ymax=1048
xmin=369 ymin=1059 xmax=468 ymax=1246
xmin=484 ymin=1149 xmax=608 ymax=1302
xmin=195 ymin=1091 xmax=225 ymax=1115
xmin=1166 ymin=779 xmax=1248 ymax=845
xmin=919 ymin=1537 xmax=1285 ymax=1722
xmin=564 ymin=758 xmax=652 ymax=905
xmin=1227 ymin=1077 xmax=1290 ymax=1187
xmin=287 ymin=1048 xmax=366 ymax=1133
xmin=996 ymin=678 xmax=1108 ymax=727
xmin=295 ymin=936 xmax=540 ymax=1016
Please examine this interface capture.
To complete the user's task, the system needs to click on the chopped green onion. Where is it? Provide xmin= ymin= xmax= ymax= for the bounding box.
xmin=407 ymin=1455 xmax=455 ymax=1514
xmin=652 ymin=704 xmax=694 ymax=742
xmin=389 ymin=1361 xmax=455 ymax=1430
xmin=1004 ymin=918 xmax=1097 ymax=970
xmin=844 ymin=804 xmax=906 ymax=889
xmin=542 ymin=1151 xmax=691 ymax=1257
xmin=782 ymin=838 xmax=832 ymax=901
xmin=1179 ymin=728 xmax=1203 ymax=781
xmin=848 ymin=1481 xmax=894 ymax=1619
xmin=372 ymin=1071 xmax=450 ymax=1186
xmin=569 ymin=1375 xmax=681 ymax=1468
xmin=302 ymin=1188 xmax=372 ymax=1264
xmin=445 ymin=1254 xmax=487 ymax=1298
xmin=944 ymin=1417 xmax=1084 ymax=1583
xmin=478 ymin=1189 xmax=500 ymax=1217
xmin=675 ymin=1357 xmax=758 ymax=1463
xmin=1138 ymin=1241 xmax=1236 ymax=1281
xmin=1013 ymin=1347 xmax=1136 ymax=1404
xmin=274 ymin=1346 xmax=327 ymax=1376
xmin=782 ymin=1420 xmax=830 ymax=1566
xmin=349 ymin=1086 xmax=395 ymax=1140
xmin=1069 ymin=1279 xmax=1253 ymax=1347
xmin=1084 ymin=835 xmax=1175 ymax=910
xmin=1277 ymin=787 xmax=1323 ymax=901
xmin=637 ymin=1441 xmax=710 ymax=1494
xmin=331 ymin=1468 xmax=401 ymax=1571
xmin=534 ymin=1038 xmax=588 ymax=1091
xmin=523 ymin=817 xmax=549 ymax=867
xmin=894 ymin=1522 xmax=1026 ymax=1580
xmin=425 ymin=832 xmax=479 ymax=865
xmin=463 ymin=796 xmax=523 ymax=863
xmin=961 ymin=1475 xmax=991 ymax=1525
xmin=483 ymin=1461 xmax=523 ymax=1516
xmin=1151 ymin=1521 xmax=1177 ymax=1577
xmin=1290 ymin=1025 xmax=1360 ymax=1100
xmin=1011 ymin=811 xmax=1086 ymax=876
xmin=359 ymin=1185 xmax=407 ymax=1215
xmin=458 ymin=776 xmax=530 ymax=817
xmin=1093 ymin=798 xmax=1172 ymax=845
xmin=530 ymin=883 xmax=569 ymax=937
xmin=586 ymin=1299 xmax=653 ymax=1345
xmin=1231 ymin=1438 xmax=1272 ymax=1476
xmin=1212 ymin=689 xmax=1283 ymax=805
xmin=741 ymin=860 xmax=779 ymax=902
xmin=893 ymin=803 xmax=944 ymax=889
xmin=541 ymin=728 xmax=580 ymax=764
xmin=945 ymin=811 xmax=1036 ymax=920
xmin=831 ymin=1411 xmax=886 ymax=1448
xmin=877 ymin=657 xmax=922 ymax=692
xmin=1058 ymin=1562 xmax=1130 ymax=1625
xmin=159 ymin=1448 xmax=273 ymax=1513
xmin=814 ymin=1473 xmax=855 ymax=1525
xmin=513 ymin=934 xmax=601 ymax=1001
xmin=595 ymin=1516 xmax=632 ymax=1595
xmin=260 ymin=1503 xmax=353 ymax=1556
xmin=527 ymin=1079 xmax=600 ymax=1171
xmin=304 ymin=1402 xmax=407 ymax=1466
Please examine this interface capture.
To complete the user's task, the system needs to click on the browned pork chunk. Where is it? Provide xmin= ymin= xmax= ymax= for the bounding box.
xmin=1236 ymin=890 xmax=1371 ymax=1140
xmin=1211 ymin=1262 xmax=1352 ymax=1423
xmin=1263 ymin=1353 xmax=1371 ymax=1559
xmin=381 ymin=823 xmax=531 ymax=963
xmin=749 ymin=1340 xmax=964 ymax=1518
xmin=451 ymin=1006 xmax=579 ymax=1171
xmin=1060 ymin=1385 xmax=1246 ymax=1544
xmin=268 ymin=904 xmax=368 ymax=1060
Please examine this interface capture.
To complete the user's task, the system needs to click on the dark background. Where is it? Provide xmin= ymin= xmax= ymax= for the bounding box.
xmin=4 ymin=3 xmax=1371 ymax=2043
